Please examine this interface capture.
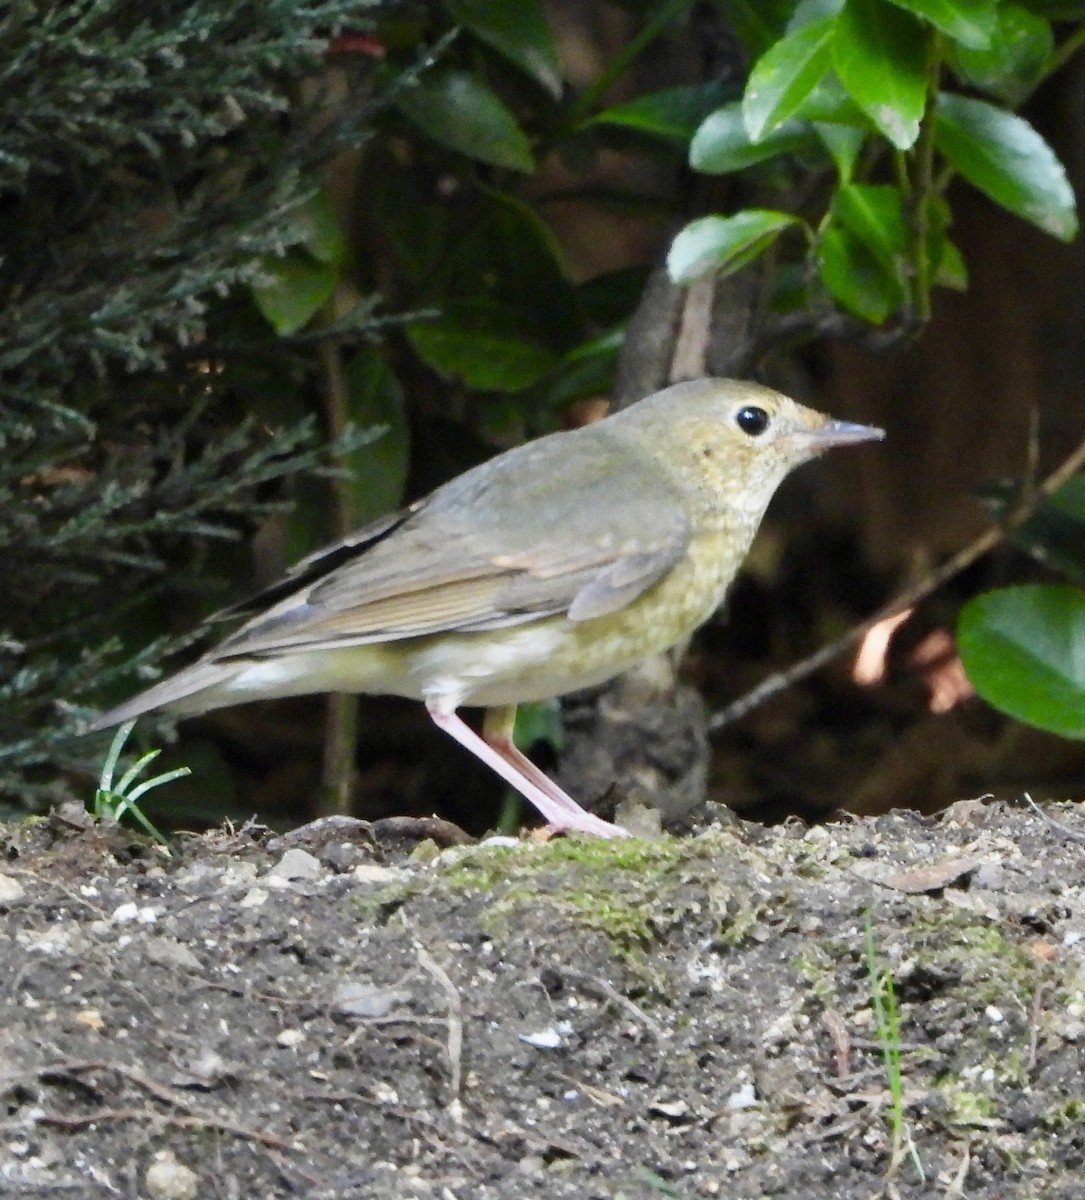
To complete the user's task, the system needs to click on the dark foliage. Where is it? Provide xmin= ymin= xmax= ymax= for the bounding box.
xmin=0 ymin=0 xmax=390 ymax=808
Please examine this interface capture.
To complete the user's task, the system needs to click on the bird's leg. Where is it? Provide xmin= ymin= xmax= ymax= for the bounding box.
xmin=480 ymin=706 xmax=584 ymax=814
xmin=424 ymin=701 xmax=629 ymax=839
xmin=481 ymin=705 xmax=630 ymax=839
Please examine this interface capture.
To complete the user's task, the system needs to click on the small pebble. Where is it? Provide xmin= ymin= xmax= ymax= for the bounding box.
xmin=145 ymin=1151 xmax=199 ymax=1200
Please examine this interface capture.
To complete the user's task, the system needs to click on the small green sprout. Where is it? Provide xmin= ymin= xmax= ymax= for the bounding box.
xmin=865 ymin=914 xmax=924 ymax=1182
xmin=94 ymin=720 xmax=189 ymax=846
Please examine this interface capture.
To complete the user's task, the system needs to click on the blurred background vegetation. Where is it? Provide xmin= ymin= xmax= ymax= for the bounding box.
xmin=4 ymin=0 xmax=1085 ymax=833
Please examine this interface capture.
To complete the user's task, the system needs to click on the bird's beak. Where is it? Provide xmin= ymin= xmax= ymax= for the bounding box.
xmin=789 ymin=419 xmax=886 ymax=454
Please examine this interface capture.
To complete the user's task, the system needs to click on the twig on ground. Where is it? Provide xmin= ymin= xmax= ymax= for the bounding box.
xmin=561 ymin=967 xmax=666 ymax=1040
xmin=409 ymin=926 xmax=464 ymax=1120
xmin=1027 ymin=983 xmax=1048 ymax=1076
xmin=37 ymin=1059 xmax=292 ymax=1150
xmin=823 ymin=1008 xmax=852 ymax=1079
xmin=1021 ymin=792 xmax=1085 ymax=845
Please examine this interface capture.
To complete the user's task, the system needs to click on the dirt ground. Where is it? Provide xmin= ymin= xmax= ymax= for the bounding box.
xmin=2 ymin=798 xmax=1085 ymax=1200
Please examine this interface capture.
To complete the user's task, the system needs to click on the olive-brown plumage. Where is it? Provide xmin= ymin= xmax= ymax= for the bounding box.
xmin=86 ymin=378 xmax=883 ymax=837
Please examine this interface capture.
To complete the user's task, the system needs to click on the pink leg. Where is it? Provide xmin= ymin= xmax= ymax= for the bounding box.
xmin=426 ymin=704 xmax=629 ymax=839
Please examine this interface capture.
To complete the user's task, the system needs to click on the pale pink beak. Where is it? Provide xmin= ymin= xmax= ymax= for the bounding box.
xmin=794 ymin=419 xmax=885 ymax=453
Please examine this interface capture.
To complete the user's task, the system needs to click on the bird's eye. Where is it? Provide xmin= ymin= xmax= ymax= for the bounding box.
xmin=735 ymin=405 xmax=770 ymax=437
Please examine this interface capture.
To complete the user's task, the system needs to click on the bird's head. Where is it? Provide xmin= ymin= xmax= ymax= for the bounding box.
xmin=616 ymin=378 xmax=885 ymax=521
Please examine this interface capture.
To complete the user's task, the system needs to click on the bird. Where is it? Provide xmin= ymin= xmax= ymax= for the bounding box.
xmin=85 ymin=378 xmax=884 ymax=838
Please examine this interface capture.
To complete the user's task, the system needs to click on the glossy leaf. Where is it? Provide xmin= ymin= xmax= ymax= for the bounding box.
xmin=923 ymin=196 xmax=968 ymax=290
xmin=538 ymin=329 xmax=625 ymax=409
xmin=441 ymin=191 xmax=580 ymax=350
xmin=342 ymin=350 xmax=410 ymax=524
xmin=981 ymin=475 xmax=1085 ymax=580
xmin=514 ymin=699 xmax=564 ymax=752
xmin=1049 ymin=474 xmax=1085 ymax=523
xmin=948 ymin=4 xmax=1053 ymax=101
xmin=444 ymin=0 xmax=562 ymax=96
xmin=293 ymin=190 xmax=346 ymax=267
xmin=743 ymin=17 xmax=837 ymax=141
xmin=406 ymin=304 xmax=557 ymax=391
xmin=933 ymin=237 xmax=968 ymax=289
xmin=935 ymin=92 xmax=1077 ymax=240
xmin=1019 ymin=0 xmax=1085 ymax=14
xmin=690 ymin=103 xmax=810 ymax=173
xmin=396 ymin=68 xmax=534 ymax=172
xmin=594 ymin=83 xmax=731 ymax=144
xmin=818 ymin=224 xmax=904 ymax=322
xmin=832 ymin=183 xmax=908 ymax=272
xmin=667 ymin=210 xmax=799 ymax=284
xmin=815 ymin=122 xmax=866 ymax=180
xmin=251 ymin=250 xmax=337 ymax=336
xmin=793 ymin=76 xmax=871 ymax=125
xmin=728 ymin=0 xmax=796 ymax=56
xmin=885 ymin=0 xmax=997 ymax=48
xmin=958 ymin=585 xmax=1085 ymax=738
xmin=834 ymin=0 xmax=927 ymax=149
xmin=788 ymin=0 xmax=847 ymax=31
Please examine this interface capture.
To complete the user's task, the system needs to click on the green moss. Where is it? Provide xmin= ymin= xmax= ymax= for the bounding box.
xmin=908 ymin=915 xmax=1046 ymax=1011
xmin=411 ymin=829 xmax=776 ymax=961
xmin=939 ymin=1083 xmax=999 ymax=1127
xmin=1042 ymin=1096 xmax=1085 ymax=1127
xmin=436 ymin=835 xmax=694 ymax=956
xmin=792 ymin=943 xmax=838 ymax=1003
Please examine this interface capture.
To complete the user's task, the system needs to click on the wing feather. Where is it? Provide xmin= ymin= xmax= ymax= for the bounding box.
xmin=212 ymin=423 xmax=693 ymax=660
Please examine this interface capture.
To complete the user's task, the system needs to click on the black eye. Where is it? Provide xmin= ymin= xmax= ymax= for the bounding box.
xmin=735 ymin=405 xmax=770 ymax=437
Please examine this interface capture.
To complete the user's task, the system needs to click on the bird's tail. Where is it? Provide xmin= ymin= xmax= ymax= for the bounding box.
xmin=82 ymin=660 xmax=243 ymax=733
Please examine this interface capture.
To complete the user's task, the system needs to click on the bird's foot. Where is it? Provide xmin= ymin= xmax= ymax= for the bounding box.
xmin=541 ymin=810 xmax=631 ymax=840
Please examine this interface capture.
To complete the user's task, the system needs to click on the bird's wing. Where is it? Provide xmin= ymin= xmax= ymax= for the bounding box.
xmin=214 ymin=429 xmax=692 ymax=659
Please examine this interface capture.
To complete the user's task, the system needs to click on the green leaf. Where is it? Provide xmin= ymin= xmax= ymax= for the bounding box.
xmin=594 ymin=83 xmax=731 ymax=144
xmin=444 ymin=0 xmax=562 ymax=96
xmin=1049 ymin=475 xmax=1085 ymax=524
xmin=728 ymin=0 xmax=797 ymax=57
xmin=818 ymin=224 xmax=904 ymax=322
xmin=792 ymin=75 xmax=871 ymax=125
xmin=449 ymin=191 xmax=580 ymax=349
xmin=514 ymin=699 xmax=564 ymax=751
xmin=396 ymin=68 xmax=535 ymax=172
xmin=884 ymin=0 xmax=997 ymax=49
xmin=833 ymin=0 xmax=927 ymax=149
xmin=293 ymin=190 xmax=346 ymax=267
xmin=406 ymin=304 xmax=558 ymax=391
xmin=815 ymin=122 xmax=866 ymax=180
xmin=666 ymin=211 xmax=800 ymax=284
xmin=832 ymin=183 xmax=908 ymax=271
xmin=743 ymin=17 xmax=837 ymax=141
xmin=925 ymin=196 xmax=969 ymax=290
xmin=537 ymin=329 xmax=624 ymax=409
xmin=1019 ymin=0 xmax=1085 ymax=14
xmin=980 ymin=475 xmax=1085 ymax=580
xmin=935 ymin=93 xmax=1077 ymax=241
xmin=933 ymin=237 xmax=968 ymax=289
xmin=690 ymin=103 xmax=810 ymax=173
xmin=342 ymin=350 xmax=410 ymax=525
xmin=250 ymin=250 xmax=337 ymax=336
xmin=958 ymin=585 xmax=1085 ymax=738
xmin=948 ymin=4 xmax=1053 ymax=101
xmin=788 ymin=0 xmax=847 ymax=25
xmin=575 ymin=265 xmax=651 ymax=326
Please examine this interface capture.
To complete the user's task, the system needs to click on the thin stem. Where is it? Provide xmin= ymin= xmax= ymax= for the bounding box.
xmin=317 ymin=336 xmax=359 ymax=818
xmin=563 ymin=0 xmax=693 ymax=129
xmin=907 ymin=32 xmax=942 ymax=324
